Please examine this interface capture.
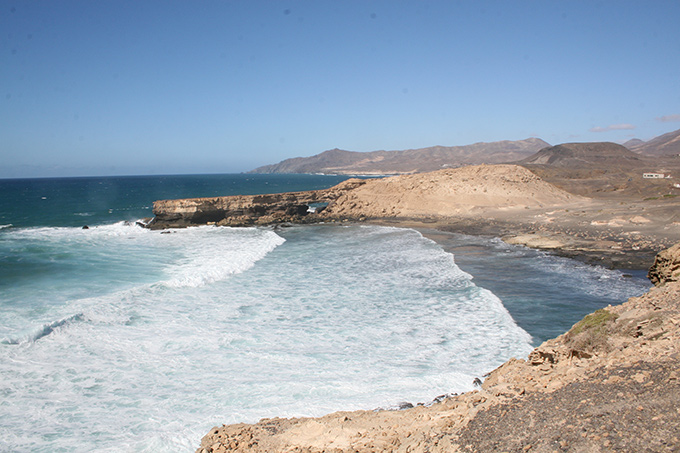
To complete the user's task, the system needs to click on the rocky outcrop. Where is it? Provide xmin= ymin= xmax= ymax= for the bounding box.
xmin=146 ymin=179 xmax=367 ymax=229
xmin=147 ymin=165 xmax=582 ymax=229
xmin=196 ymin=243 xmax=680 ymax=453
xmin=648 ymin=242 xmax=680 ymax=285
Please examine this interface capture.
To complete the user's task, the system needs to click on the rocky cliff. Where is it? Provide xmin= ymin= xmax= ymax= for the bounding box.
xmin=146 ymin=179 xmax=368 ymax=229
xmin=196 ymin=243 xmax=680 ymax=452
xmin=147 ymin=165 xmax=583 ymax=229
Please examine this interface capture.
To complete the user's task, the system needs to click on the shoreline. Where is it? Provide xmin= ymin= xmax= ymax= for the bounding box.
xmin=363 ymin=213 xmax=667 ymax=271
xmin=196 ymin=241 xmax=680 ymax=453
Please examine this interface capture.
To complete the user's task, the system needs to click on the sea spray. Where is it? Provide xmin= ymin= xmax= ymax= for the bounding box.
xmin=1 ymin=223 xmax=536 ymax=452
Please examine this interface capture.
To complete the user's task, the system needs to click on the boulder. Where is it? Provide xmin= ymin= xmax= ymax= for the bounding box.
xmin=647 ymin=242 xmax=680 ymax=286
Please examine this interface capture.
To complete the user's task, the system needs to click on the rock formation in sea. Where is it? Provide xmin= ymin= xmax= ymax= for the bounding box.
xmin=196 ymin=242 xmax=680 ymax=452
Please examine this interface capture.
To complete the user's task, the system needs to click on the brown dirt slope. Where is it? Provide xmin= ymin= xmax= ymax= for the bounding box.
xmin=626 ymin=128 xmax=680 ymax=156
xmin=323 ymin=164 xmax=584 ymax=218
xmin=517 ymin=141 xmax=680 ymax=198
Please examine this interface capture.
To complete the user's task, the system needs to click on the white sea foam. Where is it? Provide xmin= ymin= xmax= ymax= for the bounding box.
xmin=0 ymin=223 xmax=11 ymax=229
xmin=158 ymin=226 xmax=286 ymax=288
xmin=0 ymin=224 xmax=556 ymax=452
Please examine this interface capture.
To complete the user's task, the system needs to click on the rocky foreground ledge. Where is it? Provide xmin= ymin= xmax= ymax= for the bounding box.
xmin=196 ymin=243 xmax=680 ymax=452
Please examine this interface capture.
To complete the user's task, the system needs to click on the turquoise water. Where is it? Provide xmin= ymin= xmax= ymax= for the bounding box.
xmin=0 ymin=174 xmax=650 ymax=452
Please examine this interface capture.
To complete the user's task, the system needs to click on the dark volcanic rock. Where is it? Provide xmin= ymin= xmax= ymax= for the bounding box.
xmin=519 ymin=142 xmax=644 ymax=168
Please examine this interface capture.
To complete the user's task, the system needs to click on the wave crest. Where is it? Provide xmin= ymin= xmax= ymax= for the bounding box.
xmin=2 ymin=313 xmax=84 ymax=345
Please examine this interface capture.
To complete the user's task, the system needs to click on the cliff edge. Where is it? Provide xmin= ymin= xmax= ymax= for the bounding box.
xmin=197 ymin=243 xmax=680 ymax=452
xmin=147 ymin=165 xmax=584 ymax=229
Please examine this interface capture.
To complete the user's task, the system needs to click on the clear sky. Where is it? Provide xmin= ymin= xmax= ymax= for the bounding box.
xmin=2 ymin=0 xmax=680 ymax=178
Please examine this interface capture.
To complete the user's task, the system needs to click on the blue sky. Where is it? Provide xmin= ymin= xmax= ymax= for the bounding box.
xmin=2 ymin=0 xmax=679 ymax=177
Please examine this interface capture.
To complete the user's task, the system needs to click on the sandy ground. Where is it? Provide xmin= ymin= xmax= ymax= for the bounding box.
xmin=317 ymin=165 xmax=680 ymax=269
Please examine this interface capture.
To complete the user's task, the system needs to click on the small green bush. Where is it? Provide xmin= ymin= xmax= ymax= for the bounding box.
xmin=570 ymin=309 xmax=618 ymax=336
xmin=567 ymin=309 xmax=619 ymax=352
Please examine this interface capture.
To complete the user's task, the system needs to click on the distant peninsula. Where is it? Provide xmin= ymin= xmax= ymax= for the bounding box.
xmin=249 ymin=138 xmax=550 ymax=175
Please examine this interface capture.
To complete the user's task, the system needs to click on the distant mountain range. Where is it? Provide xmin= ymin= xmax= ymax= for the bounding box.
xmin=624 ymin=128 xmax=680 ymax=156
xmin=249 ymin=128 xmax=680 ymax=175
xmin=250 ymin=138 xmax=550 ymax=175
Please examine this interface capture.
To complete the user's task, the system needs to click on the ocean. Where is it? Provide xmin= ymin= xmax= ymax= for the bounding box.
xmin=0 ymin=174 xmax=651 ymax=452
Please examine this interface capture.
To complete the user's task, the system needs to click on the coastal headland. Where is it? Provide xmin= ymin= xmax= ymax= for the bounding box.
xmin=148 ymin=163 xmax=680 ymax=269
xmin=145 ymin=160 xmax=680 ymax=451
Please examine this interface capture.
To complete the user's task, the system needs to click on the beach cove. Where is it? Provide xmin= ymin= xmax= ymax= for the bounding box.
xmin=137 ymin=166 xmax=680 ymax=451
xmin=0 ymin=171 xmax=666 ymax=451
xmin=185 ymin=168 xmax=680 ymax=452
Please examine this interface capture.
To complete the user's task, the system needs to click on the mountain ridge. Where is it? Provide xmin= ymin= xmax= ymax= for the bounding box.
xmin=250 ymin=138 xmax=550 ymax=175
xmin=624 ymin=128 xmax=680 ymax=156
xmin=249 ymin=128 xmax=680 ymax=175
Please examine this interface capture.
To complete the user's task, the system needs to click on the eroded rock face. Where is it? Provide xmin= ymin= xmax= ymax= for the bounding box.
xmin=648 ymin=242 xmax=680 ymax=286
xmin=146 ymin=179 xmax=367 ymax=229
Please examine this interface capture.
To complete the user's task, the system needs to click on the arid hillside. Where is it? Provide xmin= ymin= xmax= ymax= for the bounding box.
xmin=519 ymin=141 xmax=680 ymax=199
xmin=250 ymin=138 xmax=549 ymax=175
xmin=322 ymin=164 xmax=584 ymax=218
xmin=625 ymin=127 xmax=680 ymax=156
